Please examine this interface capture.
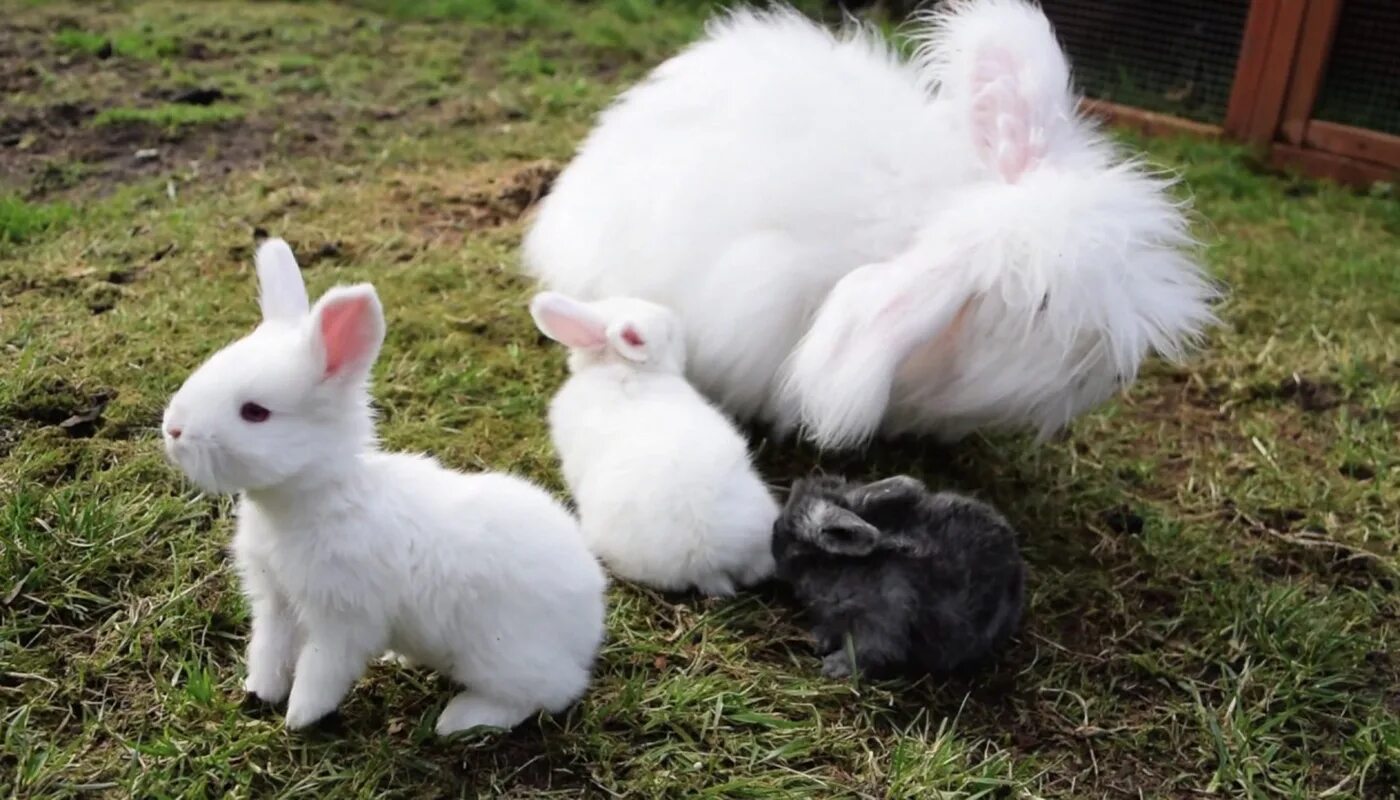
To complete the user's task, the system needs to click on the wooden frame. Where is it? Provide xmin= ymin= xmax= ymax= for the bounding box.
xmin=1224 ymin=0 xmax=1309 ymax=146
xmin=1303 ymin=121 xmax=1400 ymax=169
xmin=1079 ymin=99 xmax=1222 ymax=140
xmin=1084 ymin=0 xmax=1398 ymax=188
xmin=1271 ymin=142 xmax=1397 ymax=188
xmin=1278 ymin=0 xmax=1343 ymax=144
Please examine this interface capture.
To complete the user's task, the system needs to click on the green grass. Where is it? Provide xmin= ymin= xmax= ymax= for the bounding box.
xmin=53 ymin=26 xmax=181 ymax=60
xmin=0 ymin=195 xmax=73 ymax=245
xmin=2 ymin=1 xmax=1398 ymax=798
xmin=92 ymin=103 xmax=246 ymax=130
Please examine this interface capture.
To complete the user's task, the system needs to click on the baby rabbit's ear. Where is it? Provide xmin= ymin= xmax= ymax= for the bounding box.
xmin=530 ymin=292 xmax=607 ymax=350
xmin=849 ymin=475 xmax=927 ymax=510
xmin=308 ymin=284 xmax=385 ymax=385
xmin=605 ymin=319 xmax=649 ymax=363
xmin=256 ymin=238 xmax=309 ymax=324
xmin=815 ymin=505 xmax=881 ymax=557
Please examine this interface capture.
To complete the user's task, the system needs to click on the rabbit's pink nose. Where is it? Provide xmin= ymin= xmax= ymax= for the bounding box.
xmin=167 ymin=426 xmax=183 ymax=440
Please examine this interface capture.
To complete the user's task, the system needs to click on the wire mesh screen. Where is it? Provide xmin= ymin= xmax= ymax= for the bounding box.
xmin=1313 ymin=0 xmax=1400 ymax=136
xmin=1035 ymin=0 xmax=1250 ymax=124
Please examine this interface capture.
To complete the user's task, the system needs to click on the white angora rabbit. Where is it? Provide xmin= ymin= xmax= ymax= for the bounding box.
xmin=523 ymin=0 xmax=1216 ymax=448
xmin=162 ymin=239 xmax=607 ymax=734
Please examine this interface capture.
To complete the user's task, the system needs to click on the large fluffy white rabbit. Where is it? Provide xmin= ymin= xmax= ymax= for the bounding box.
xmin=162 ymin=239 xmax=607 ymax=735
xmin=531 ymin=291 xmax=778 ymax=596
xmin=524 ymin=0 xmax=1216 ymax=449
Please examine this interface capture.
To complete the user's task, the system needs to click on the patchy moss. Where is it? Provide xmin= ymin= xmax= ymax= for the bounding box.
xmin=52 ymin=26 xmax=181 ymax=60
xmin=0 ymin=195 xmax=73 ymax=244
xmin=92 ymin=103 xmax=245 ymax=130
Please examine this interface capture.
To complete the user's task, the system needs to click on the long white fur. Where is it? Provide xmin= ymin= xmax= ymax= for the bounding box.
xmin=162 ymin=240 xmax=607 ymax=735
xmin=531 ymin=291 xmax=778 ymax=597
xmin=523 ymin=0 xmax=1216 ymax=449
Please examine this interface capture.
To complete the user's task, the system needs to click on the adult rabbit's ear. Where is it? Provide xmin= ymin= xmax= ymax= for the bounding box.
xmin=781 ymin=254 xmax=975 ymax=449
xmin=914 ymin=0 xmax=1075 ymax=183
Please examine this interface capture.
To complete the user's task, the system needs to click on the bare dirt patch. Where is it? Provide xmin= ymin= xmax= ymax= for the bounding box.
xmin=0 ymin=24 xmax=49 ymax=97
xmin=0 ymin=16 xmax=345 ymax=198
xmin=389 ymin=160 xmax=560 ymax=243
xmin=3 ymin=377 xmax=101 ymax=427
xmin=0 ymin=99 xmax=341 ymax=199
xmin=1253 ymin=374 xmax=1344 ymax=412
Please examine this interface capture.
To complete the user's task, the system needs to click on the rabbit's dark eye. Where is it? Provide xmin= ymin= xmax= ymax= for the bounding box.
xmin=240 ymin=402 xmax=271 ymax=423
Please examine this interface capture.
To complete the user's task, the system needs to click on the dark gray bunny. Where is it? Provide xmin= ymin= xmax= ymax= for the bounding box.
xmin=772 ymin=475 xmax=1026 ymax=679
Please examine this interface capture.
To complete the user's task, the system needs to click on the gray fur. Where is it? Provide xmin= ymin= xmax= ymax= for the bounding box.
xmin=772 ymin=475 xmax=1026 ymax=679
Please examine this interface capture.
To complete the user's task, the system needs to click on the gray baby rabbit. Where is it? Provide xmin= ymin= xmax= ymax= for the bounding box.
xmin=772 ymin=475 xmax=1026 ymax=679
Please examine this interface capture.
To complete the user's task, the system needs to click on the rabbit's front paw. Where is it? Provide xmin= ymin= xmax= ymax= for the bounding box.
xmin=821 ymin=650 xmax=855 ymax=680
xmin=284 ymin=693 xmax=341 ymax=731
xmin=242 ymin=600 xmax=299 ymax=705
xmin=378 ymin=650 xmax=417 ymax=668
xmin=282 ymin=635 xmax=370 ymax=731
xmin=694 ymin=574 xmax=737 ymax=598
xmin=244 ymin=671 xmax=291 ymax=706
xmin=284 ymin=672 xmax=350 ymax=730
xmin=810 ymin=622 xmax=843 ymax=655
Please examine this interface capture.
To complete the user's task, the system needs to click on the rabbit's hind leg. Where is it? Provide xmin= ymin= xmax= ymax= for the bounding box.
xmin=435 ymin=691 xmax=537 ymax=735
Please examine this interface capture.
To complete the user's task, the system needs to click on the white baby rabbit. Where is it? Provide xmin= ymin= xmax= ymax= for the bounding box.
xmin=524 ymin=0 xmax=1216 ymax=449
xmin=162 ymin=239 xmax=606 ymax=735
xmin=530 ymin=291 xmax=778 ymax=597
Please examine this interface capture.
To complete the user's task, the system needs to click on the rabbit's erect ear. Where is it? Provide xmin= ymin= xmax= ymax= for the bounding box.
xmin=969 ymin=46 xmax=1049 ymax=183
xmin=783 ymin=256 xmax=974 ymax=449
xmin=530 ymin=292 xmax=607 ymax=350
xmin=919 ymin=0 xmax=1073 ymax=183
xmin=308 ymin=284 xmax=385 ymax=384
xmin=256 ymin=238 xmax=309 ymax=323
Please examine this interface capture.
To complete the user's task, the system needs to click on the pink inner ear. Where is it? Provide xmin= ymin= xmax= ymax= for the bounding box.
xmin=621 ymin=325 xmax=645 ymax=348
xmin=537 ymin=303 xmax=607 ymax=349
xmin=970 ymin=46 xmax=1043 ymax=183
xmin=320 ymin=296 xmax=373 ymax=378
